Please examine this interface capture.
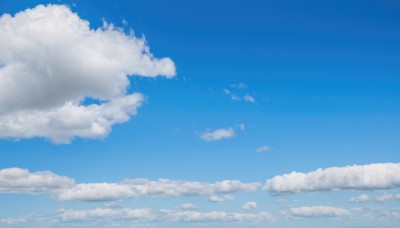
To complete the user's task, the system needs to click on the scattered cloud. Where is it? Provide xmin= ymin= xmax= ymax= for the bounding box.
xmin=350 ymin=193 xmax=400 ymax=203
xmin=200 ymin=128 xmax=235 ymax=141
xmin=256 ymin=146 xmax=270 ymax=152
xmin=208 ymin=195 xmax=234 ymax=203
xmin=243 ymin=94 xmax=256 ymax=103
xmin=243 ymin=201 xmax=257 ymax=210
xmin=264 ymin=163 xmax=400 ymax=194
xmin=178 ymin=203 xmax=197 ymax=210
xmin=223 ymin=83 xmax=256 ymax=104
xmin=58 ymin=208 xmax=156 ymax=222
xmin=0 ymin=4 xmax=175 ymax=143
xmin=288 ymin=206 xmax=350 ymax=218
xmin=57 ymin=183 xmax=136 ymax=201
xmin=162 ymin=210 xmax=273 ymax=223
xmin=0 ymin=167 xmax=74 ymax=194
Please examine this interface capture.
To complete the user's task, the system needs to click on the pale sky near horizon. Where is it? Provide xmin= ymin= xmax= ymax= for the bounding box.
xmin=0 ymin=1 xmax=399 ymax=227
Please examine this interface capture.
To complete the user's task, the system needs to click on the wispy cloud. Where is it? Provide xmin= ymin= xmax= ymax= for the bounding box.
xmin=243 ymin=201 xmax=257 ymax=210
xmin=208 ymin=195 xmax=234 ymax=203
xmin=256 ymin=146 xmax=270 ymax=152
xmin=200 ymin=128 xmax=235 ymax=141
xmin=350 ymin=193 xmax=400 ymax=203
xmin=223 ymin=83 xmax=256 ymax=104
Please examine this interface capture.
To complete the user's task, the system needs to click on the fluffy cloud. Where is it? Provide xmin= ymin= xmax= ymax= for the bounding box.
xmin=57 ymin=177 xmax=260 ymax=202
xmin=208 ymin=195 xmax=234 ymax=203
xmin=289 ymin=206 xmax=350 ymax=218
xmin=243 ymin=201 xmax=257 ymax=210
xmin=200 ymin=128 xmax=235 ymax=141
xmin=350 ymin=193 xmax=400 ymax=203
xmin=0 ymin=167 xmax=74 ymax=194
xmin=0 ymin=4 xmax=175 ymax=143
xmin=57 ymin=183 xmax=136 ymax=201
xmin=264 ymin=163 xmax=400 ymax=194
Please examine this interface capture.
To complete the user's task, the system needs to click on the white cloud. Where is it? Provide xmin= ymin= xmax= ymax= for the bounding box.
xmin=350 ymin=193 xmax=400 ymax=203
xmin=243 ymin=94 xmax=256 ymax=103
xmin=59 ymin=179 xmax=260 ymax=201
xmin=230 ymin=83 xmax=247 ymax=89
xmin=162 ymin=210 xmax=273 ymax=223
xmin=57 ymin=183 xmax=136 ymax=201
xmin=208 ymin=195 xmax=234 ymax=203
xmin=239 ymin=123 xmax=245 ymax=131
xmin=0 ymin=4 xmax=175 ymax=143
xmin=0 ymin=167 xmax=74 ymax=194
xmin=256 ymin=146 xmax=270 ymax=152
xmin=289 ymin=206 xmax=350 ymax=218
xmin=58 ymin=207 xmax=273 ymax=223
xmin=243 ymin=201 xmax=257 ymax=210
xmin=58 ymin=208 xmax=156 ymax=222
xmin=200 ymin=128 xmax=235 ymax=141
xmin=264 ymin=163 xmax=400 ymax=194
xmin=178 ymin=203 xmax=197 ymax=210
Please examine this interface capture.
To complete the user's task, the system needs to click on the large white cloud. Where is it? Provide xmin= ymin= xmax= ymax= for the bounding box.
xmin=0 ymin=4 xmax=175 ymax=143
xmin=264 ymin=163 xmax=400 ymax=194
xmin=289 ymin=206 xmax=350 ymax=218
xmin=0 ymin=167 xmax=74 ymax=194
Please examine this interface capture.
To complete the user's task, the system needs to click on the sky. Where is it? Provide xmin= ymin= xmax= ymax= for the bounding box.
xmin=0 ymin=0 xmax=399 ymax=227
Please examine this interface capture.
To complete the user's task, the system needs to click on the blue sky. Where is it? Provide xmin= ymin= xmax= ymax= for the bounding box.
xmin=0 ymin=0 xmax=399 ymax=227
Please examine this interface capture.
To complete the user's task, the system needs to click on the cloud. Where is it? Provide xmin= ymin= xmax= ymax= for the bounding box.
xmin=289 ymin=206 xmax=350 ymax=218
xmin=208 ymin=195 xmax=234 ymax=203
xmin=264 ymin=163 xmax=400 ymax=194
xmin=200 ymin=128 xmax=235 ymax=141
xmin=58 ymin=208 xmax=156 ymax=222
xmin=59 ymin=178 xmax=260 ymax=201
xmin=0 ymin=4 xmax=175 ymax=143
xmin=243 ymin=94 xmax=256 ymax=103
xmin=256 ymin=146 xmax=270 ymax=152
xmin=0 ymin=167 xmax=74 ymax=194
xmin=58 ymin=207 xmax=274 ymax=223
xmin=350 ymin=193 xmax=400 ymax=203
xmin=179 ymin=203 xmax=197 ymax=210
xmin=57 ymin=183 xmax=136 ymax=201
xmin=223 ymin=83 xmax=256 ymax=103
xmin=243 ymin=201 xmax=257 ymax=210
xmin=162 ymin=210 xmax=273 ymax=223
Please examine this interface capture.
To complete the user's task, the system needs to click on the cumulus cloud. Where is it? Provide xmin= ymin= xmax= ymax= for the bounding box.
xmin=264 ymin=163 xmax=400 ymax=194
xmin=289 ymin=206 xmax=350 ymax=218
xmin=162 ymin=210 xmax=273 ymax=223
xmin=0 ymin=4 xmax=175 ymax=143
xmin=0 ymin=167 xmax=74 ymax=194
xmin=200 ymin=128 xmax=235 ymax=141
xmin=350 ymin=193 xmax=400 ymax=203
xmin=256 ymin=146 xmax=270 ymax=152
xmin=208 ymin=195 xmax=234 ymax=203
xmin=243 ymin=201 xmax=257 ymax=210
xmin=59 ymin=179 xmax=260 ymax=201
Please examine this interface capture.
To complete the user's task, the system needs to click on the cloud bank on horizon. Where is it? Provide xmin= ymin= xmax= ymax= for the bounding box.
xmin=0 ymin=4 xmax=175 ymax=143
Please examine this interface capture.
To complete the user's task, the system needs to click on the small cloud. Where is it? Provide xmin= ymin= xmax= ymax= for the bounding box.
xmin=179 ymin=203 xmax=197 ymax=210
xmin=208 ymin=195 xmax=234 ymax=203
xmin=256 ymin=146 xmax=270 ymax=152
xmin=200 ymin=128 xmax=235 ymax=141
xmin=243 ymin=94 xmax=256 ymax=103
xmin=230 ymin=83 xmax=247 ymax=89
xmin=243 ymin=201 xmax=257 ymax=210
xmin=239 ymin=124 xmax=245 ymax=131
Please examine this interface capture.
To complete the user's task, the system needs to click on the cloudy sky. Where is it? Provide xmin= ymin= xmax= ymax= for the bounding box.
xmin=0 ymin=0 xmax=399 ymax=227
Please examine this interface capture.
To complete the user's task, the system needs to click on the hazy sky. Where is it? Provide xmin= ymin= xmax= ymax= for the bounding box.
xmin=0 ymin=1 xmax=399 ymax=227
